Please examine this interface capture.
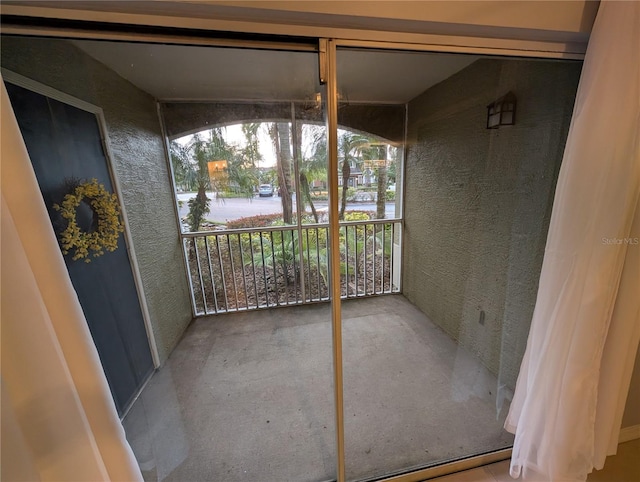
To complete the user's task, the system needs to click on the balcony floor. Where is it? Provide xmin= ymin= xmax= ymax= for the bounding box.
xmin=124 ymin=295 xmax=513 ymax=482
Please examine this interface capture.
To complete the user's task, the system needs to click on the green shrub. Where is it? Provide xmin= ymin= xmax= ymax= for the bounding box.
xmin=226 ymin=213 xmax=283 ymax=229
xmin=343 ymin=211 xmax=370 ymax=222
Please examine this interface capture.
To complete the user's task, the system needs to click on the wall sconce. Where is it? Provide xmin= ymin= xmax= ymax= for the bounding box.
xmin=487 ymin=91 xmax=516 ymax=129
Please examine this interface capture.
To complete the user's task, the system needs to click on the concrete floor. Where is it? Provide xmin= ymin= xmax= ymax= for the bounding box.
xmin=124 ymin=295 xmax=513 ymax=482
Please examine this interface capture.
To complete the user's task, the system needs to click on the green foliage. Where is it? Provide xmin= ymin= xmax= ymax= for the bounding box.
xmin=226 ymin=213 xmax=284 ymax=229
xmin=370 ymin=224 xmax=393 ymax=257
xmin=254 ymin=230 xmax=299 ymax=270
xmin=343 ymin=211 xmax=370 ymax=222
xmin=172 ymin=124 xmax=273 ymax=231
xmin=347 ymin=187 xmax=360 ymax=202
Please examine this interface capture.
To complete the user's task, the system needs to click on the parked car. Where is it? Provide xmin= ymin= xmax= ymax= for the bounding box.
xmin=259 ymin=184 xmax=274 ymax=197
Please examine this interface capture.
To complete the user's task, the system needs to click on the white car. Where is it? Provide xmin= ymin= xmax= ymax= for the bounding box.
xmin=259 ymin=184 xmax=274 ymax=197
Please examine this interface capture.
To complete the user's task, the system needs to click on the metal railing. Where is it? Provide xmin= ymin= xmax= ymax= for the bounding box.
xmin=183 ymin=219 xmax=402 ymax=316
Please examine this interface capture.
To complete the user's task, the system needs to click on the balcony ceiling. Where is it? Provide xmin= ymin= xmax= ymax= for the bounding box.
xmin=72 ymin=40 xmax=478 ymax=104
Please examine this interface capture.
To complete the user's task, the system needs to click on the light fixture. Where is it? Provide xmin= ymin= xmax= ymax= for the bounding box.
xmin=487 ymin=91 xmax=516 ymax=129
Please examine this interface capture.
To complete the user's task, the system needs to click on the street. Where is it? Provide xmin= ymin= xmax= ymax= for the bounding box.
xmin=176 ymin=192 xmax=398 ymax=224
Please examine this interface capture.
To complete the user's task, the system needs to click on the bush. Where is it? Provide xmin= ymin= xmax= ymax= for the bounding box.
xmin=343 ymin=211 xmax=371 ymax=222
xmin=226 ymin=213 xmax=283 ymax=229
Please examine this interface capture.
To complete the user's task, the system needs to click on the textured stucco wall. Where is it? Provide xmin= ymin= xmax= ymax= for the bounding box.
xmin=403 ymin=58 xmax=581 ymax=388
xmin=1 ymin=36 xmax=192 ymax=363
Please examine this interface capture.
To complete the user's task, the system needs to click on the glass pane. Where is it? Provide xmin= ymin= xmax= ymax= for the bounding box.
xmin=337 ymin=47 xmax=581 ymax=480
xmin=1 ymin=35 xmax=336 ymax=482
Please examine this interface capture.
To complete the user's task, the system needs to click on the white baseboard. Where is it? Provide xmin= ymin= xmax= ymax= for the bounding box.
xmin=619 ymin=424 xmax=640 ymax=443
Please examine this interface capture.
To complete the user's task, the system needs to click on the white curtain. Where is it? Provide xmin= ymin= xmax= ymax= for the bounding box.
xmin=0 ymin=79 xmax=143 ymax=481
xmin=505 ymin=1 xmax=640 ymax=481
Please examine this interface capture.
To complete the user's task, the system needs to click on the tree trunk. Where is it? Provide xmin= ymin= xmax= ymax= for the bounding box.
xmin=187 ymin=184 xmax=209 ymax=232
xmin=339 ymin=161 xmax=350 ymax=220
xmin=376 ymin=164 xmax=387 ymax=219
xmin=300 ymin=172 xmax=319 ymax=223
xmin=272 ymin=123 xmax=293 ymax=224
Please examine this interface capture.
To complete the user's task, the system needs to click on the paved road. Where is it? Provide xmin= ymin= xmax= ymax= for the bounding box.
xmin=176 ymin=192 xmax=398 ymax=224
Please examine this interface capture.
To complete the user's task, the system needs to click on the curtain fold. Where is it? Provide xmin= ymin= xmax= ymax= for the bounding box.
xmin=505 ymin=1 xmax=640 ymax=481
xmin=0 ymin=77 xmax=142 ymax=481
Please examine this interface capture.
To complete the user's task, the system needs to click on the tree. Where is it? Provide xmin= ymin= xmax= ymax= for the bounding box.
xmin=187 ymin=134 xmax=212 ymax=232
xmin=224 ymin=124 xmax=261 ymax=199
xmin=269 ymin=122 xmax=294 ymax=224
xmin=375 ymin=162 xmax=388 ymax=219
xmin=299 ymin=172 xmax=319 ymax=222
xmin=298 ymin=123 xmax=327 ymax=223
xmin=361 ymin=143 xmax=389 ymax=220
xmin=338 ymin=132 xmax=369 ymax=220
xmin=170 ymin=128 xmax=232 ymax=232
xmin=225 ymin=151 xmax=257 ymax=199
xmin=232 ymin=122 xmax=262 ymax=196
xmin=170 ymin=142 xmax=197 ymax=192
xmin=241 ymin=122 xmax=262 ymax=167
xmin=306 ymin=127 xmax=370 ymax=220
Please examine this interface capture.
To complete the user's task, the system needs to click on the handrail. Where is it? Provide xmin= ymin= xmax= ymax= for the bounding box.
xmin=183 ymin=219 xmax=401 ymax=316
xmin=181 ymin=217 xmax=402 ymax=238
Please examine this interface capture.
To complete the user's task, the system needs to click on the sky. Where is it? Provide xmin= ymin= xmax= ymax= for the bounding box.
xmin=224 ymin=123 xmax=277 ymax=167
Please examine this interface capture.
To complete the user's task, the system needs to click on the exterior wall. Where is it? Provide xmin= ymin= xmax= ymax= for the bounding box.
xmin=403 ymin=58 xmax=581 ymax=388
xmin=1 ymin=36 xmax=192 ymax=363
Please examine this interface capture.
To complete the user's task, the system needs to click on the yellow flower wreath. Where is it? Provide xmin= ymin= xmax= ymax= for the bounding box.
xmin=53 ymin=179 xmax=124 ymax=263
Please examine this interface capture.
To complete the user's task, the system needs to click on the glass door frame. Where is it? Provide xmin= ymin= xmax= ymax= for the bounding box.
xmin=323 ymin=37 xmax=582 ymax=482
xmin=1 ymin=20 xmax=585 ymax=482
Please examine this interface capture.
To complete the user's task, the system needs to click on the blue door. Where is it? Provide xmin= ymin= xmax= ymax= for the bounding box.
xmin=6 ymin=81 xmax=154 ymax=416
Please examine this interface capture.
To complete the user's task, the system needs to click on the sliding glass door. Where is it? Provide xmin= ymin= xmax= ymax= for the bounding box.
xmin=336 ymin=46 xmax=581 ymax=480
xmin=2 ymin=29 xmax=582 ymax=482
xmin=2 ymin=35 xmax=340 ymax=482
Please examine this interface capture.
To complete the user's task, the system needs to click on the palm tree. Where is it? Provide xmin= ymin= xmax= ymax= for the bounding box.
xmin=361 ymin=143 xmax=389 ymax=219
xmin=170 ymin=129 xmax=232 ymax=232
xmin=375 ymin=162 xmax=388 ymax=219
xmin=170 ymin=134 xmax=209 ymax=231
xmin=170 ymin=142 xmax=197 ymax=192
xmin=306 ymin=128 xmax=370 ymax=220
xmin=299 ymin=123 xmax=328 ymax=223
xmin=241 ymin=123 xmax=262 ymax=166
xmin=338 ymin=132 xmax=369 ymax=220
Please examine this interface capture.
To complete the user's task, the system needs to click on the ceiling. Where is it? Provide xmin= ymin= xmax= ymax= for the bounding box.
xmin=73 ymin=40 xmax=479 ymax=104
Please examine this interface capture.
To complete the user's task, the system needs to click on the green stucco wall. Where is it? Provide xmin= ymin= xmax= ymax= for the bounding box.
xmin=1 ymin=36 xmax=192 ymax=364
xmin=403 ymin=58 xmax=581 ymax=388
